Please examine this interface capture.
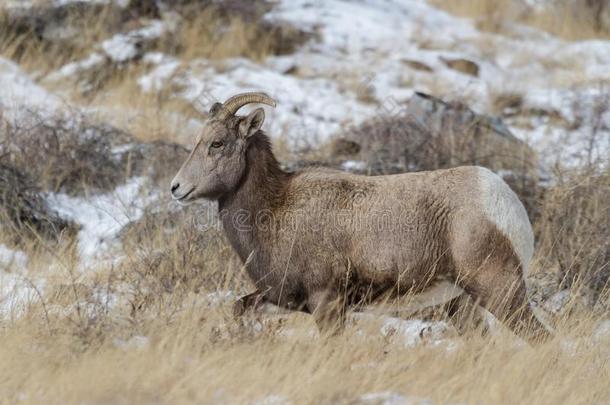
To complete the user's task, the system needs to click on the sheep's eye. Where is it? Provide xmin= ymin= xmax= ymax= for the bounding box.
xmin=210 ymin=141 xmax=223 ymax=149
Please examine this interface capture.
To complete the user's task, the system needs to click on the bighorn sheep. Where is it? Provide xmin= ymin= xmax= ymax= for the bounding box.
xmin=171 ymin=92 xmax=551 ymax=342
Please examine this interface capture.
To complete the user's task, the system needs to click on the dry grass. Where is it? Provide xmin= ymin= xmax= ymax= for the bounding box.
xmin=532 ymin=167 xmax=610 ymax=311
xmin=0 ymin=265 xmax=609 ymax=404
xmin=71 ymin=70 xmax=205 ymax=144
xmin=167 ymin=7 xmax=309 ymax=62
xmin=7 ymin=325 xmax=608 ymax=401
xmin=431 ymin=0 xmax=610 ymax=40
xmin=0 ymin=2 xmax=125 ymax=73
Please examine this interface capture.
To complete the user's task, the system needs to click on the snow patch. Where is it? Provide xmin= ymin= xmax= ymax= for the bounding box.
xmin=359 ymin=392 xmax=432 ymax=405
xmin=47 ymin=53 xmax=105 ymax=82
xmin=351 ymin=313 xmax=452 ymax=348
xmin=113 ymin=335 xmax=150 ymax=351
xmin=0 ymin=272 xmax=44 ymax=319
xmin=0 ymin=245 xmax=33 ymax=319
xmin=171 ymin=58 xmax=375 ymax=143
xmin=341 ymin=160 xmax=368 ymax=172
xmin=46 ymin=177 xmax=156 ymax=265
xmin=252 ymin=395 xmax=291 ymax=405
xmin=379 ymin=317 xmax=451 ymax=348
xmin=0 ymin=57 xmax=63 ymax=121
xmin=138 ymin=56 xmax=181 ymax=92
xmin=204 ymin=290 xmax=237 ymax=307
xmin=53 ymin=0 xmax=111 ymax=6
xmin=594 ymin=320 xmax=610 ymax=342
xmin=101 ymin=21 xmax=167 ymax=63
xmin=0 ymin=245 xmax=28 ymax=271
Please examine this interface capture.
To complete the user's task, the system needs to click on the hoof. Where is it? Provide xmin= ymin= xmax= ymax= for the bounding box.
xmin=233 ymin=299 xmax=246 ymax=317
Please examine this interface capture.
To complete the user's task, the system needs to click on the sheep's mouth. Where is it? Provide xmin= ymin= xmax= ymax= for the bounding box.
xmin=174 ymin=187 xmax=195 ymax=202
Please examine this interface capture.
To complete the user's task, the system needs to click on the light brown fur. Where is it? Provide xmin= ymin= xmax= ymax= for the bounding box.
xmin=171 ymin=94 xmax=551 ymax=343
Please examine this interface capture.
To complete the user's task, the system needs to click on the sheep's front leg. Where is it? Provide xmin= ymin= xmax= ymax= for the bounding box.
xmin=233 ymin=290 xmax=267 ymax=317
xmin=307 ymin=290 xmax=346 ymax=335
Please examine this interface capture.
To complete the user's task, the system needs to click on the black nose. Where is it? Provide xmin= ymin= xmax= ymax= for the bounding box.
xmin=171 ymin=183 xmax=180 ymax=194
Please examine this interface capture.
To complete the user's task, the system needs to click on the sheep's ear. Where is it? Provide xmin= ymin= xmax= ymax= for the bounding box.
xmin=238 ymin=108 xmax=265 ymax=139
xmin=209 ymin=102 xmax=224 ymax=117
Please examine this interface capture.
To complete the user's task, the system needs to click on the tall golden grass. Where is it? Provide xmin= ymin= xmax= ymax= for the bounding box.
xmin=0 ymin=271 xmax=608 ymax=404
xmin=431 ymin=0 xmax=610 ymax=40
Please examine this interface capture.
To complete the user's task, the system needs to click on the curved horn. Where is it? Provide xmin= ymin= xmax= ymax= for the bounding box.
xmin=216 ymin=92 xmax=277 ymax=119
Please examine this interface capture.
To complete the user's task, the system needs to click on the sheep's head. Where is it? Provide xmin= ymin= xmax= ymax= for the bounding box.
xmin=170 ymin=92 xmax=276 ymax=202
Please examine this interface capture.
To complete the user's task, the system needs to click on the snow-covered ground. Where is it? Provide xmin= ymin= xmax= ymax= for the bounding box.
xmin=123 ymin=0 xmax=609 ymax=161
xmin=0 ymin=57 xmax=64 ymax=121
xmin=30 ymin=0 xmax=608 ymax=158
xmin=4 ymin=0 xmax=128 ymax=9
xmin=46 ymin=176 xmax=157 ymax=265
xmin=0 ymin=244 xmax=41 ymax=319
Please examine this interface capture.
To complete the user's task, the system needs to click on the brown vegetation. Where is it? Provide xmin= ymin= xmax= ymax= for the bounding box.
xmin=431 ymin=0 xmax=610 ymax=40
xmin=0 ymin=161 xmax=76 ymax=243
xmin=533 ymin=167 xmax=610 ymax=313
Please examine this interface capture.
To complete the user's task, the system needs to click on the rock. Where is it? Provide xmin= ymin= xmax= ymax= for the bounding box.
xmin=440 ymin=57 xmax=480 ymax=77
xmin=401 ymin=59 xmax=433 ymax=72
xmin=492 ymin=92 xmax=524 ymax=116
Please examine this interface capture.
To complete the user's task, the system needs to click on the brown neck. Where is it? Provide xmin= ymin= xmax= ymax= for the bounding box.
xmin=218 ymin=132 xmax=291 ymax=261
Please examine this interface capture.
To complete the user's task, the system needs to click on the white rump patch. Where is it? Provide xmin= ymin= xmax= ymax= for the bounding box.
xmin=477 ymin=167 xmax=535 ymax=274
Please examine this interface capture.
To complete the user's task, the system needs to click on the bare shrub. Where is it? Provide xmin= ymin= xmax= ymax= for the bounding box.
xmin=0 ymin=112 xmax=134 ymax=194
xmin=533 ymin=167 xmax=610 ymax=310
xmin=126 ymin=140 xmax=189 ymax=187
xmin=0 ymin=110 xmax=191 ymax=196
xmin=0 ymin=161 xmax=77 ymax=242
xmin=118 ymin=201 xmax=244 ymax=316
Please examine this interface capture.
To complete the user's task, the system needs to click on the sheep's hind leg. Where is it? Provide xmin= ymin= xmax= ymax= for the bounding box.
xmin=444 ymin=292 xmax=487 ymax=335
xmin=451 ymin=217 xmax=552 ymax=343
xmin=465 ymin=270 xmax=551 ymax=343
xmin=307 ymin=290 xmax=346 ymax=335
